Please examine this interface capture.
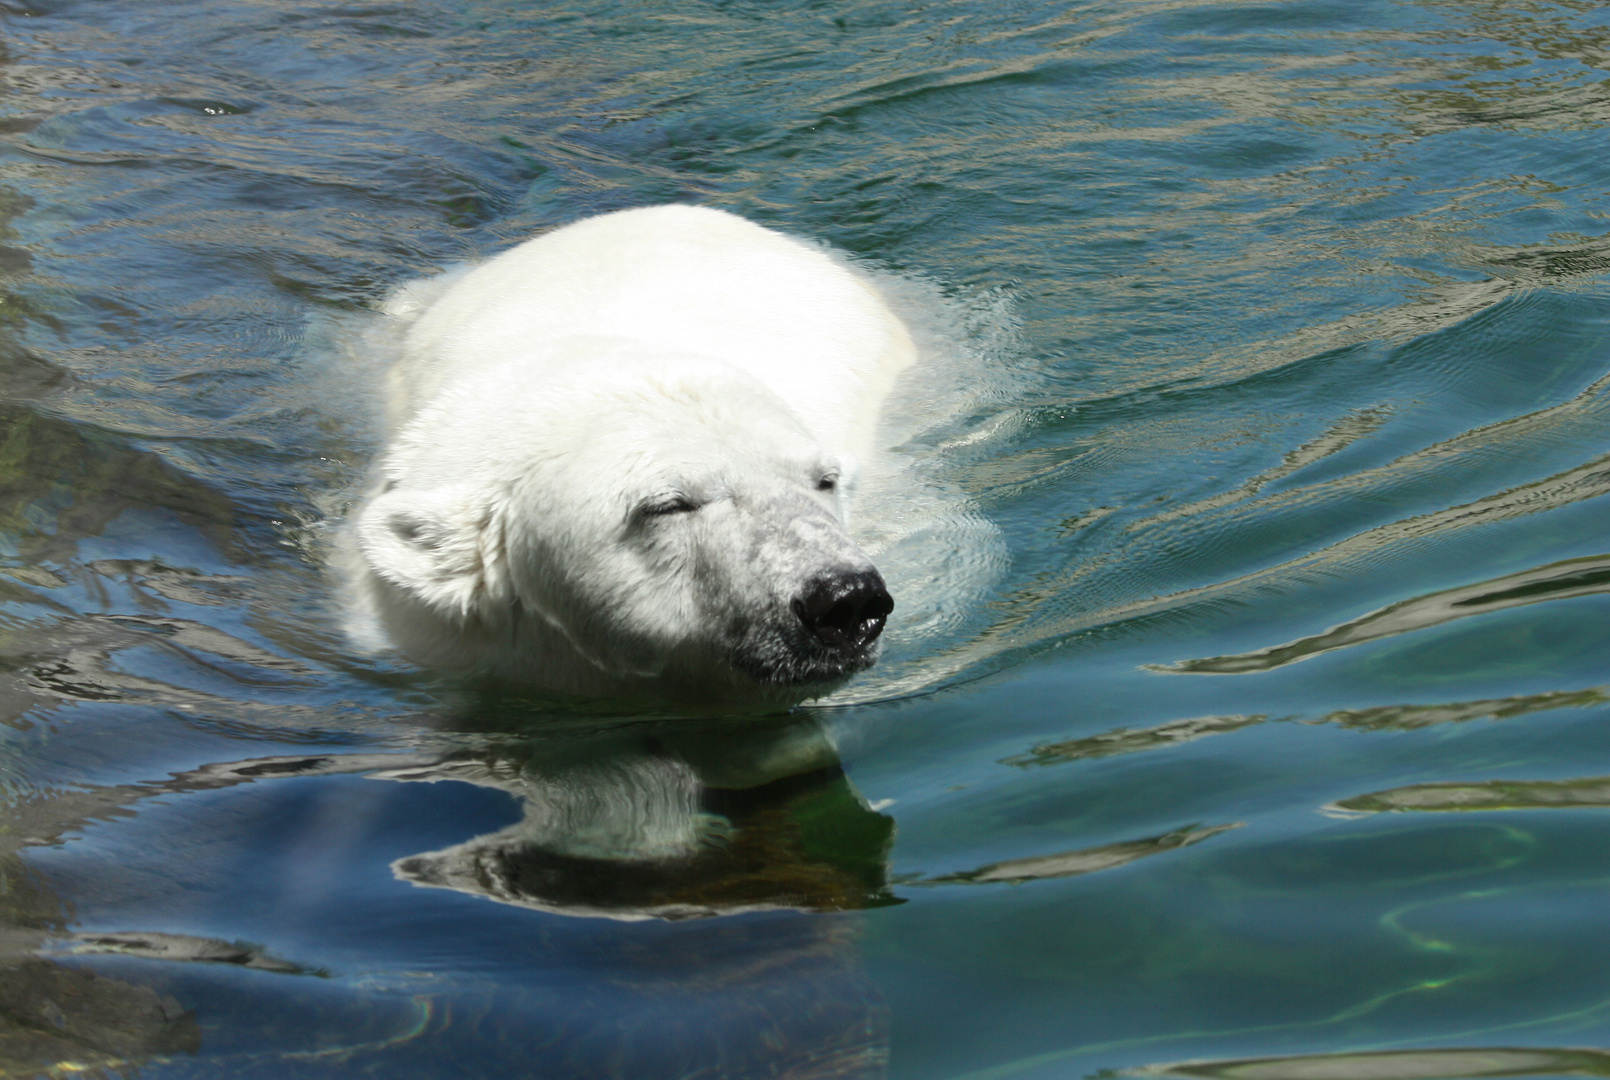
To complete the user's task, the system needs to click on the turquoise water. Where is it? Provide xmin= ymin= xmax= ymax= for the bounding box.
xmin=4 ymin=0 xmax=1610 ymax=1076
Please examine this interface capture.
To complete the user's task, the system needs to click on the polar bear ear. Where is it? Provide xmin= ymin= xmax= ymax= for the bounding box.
xmin=355 ymin=486 xmax=508 ymax=620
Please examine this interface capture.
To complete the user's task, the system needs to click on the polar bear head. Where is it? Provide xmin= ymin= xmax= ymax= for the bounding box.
xmin=353 ymin=344 xmax=893 ymax=703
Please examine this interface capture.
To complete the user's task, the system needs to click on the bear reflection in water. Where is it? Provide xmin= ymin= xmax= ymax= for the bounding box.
xmin=369 ymin=714 xmax=900 ymax=1076
xmin=0 ymin=718 xmax=896 ymax=1076
xmin=382 ymin=715 xmax=899 ymax=920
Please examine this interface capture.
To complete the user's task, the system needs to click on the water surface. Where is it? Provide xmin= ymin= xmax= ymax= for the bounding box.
xmin=4 ymin=0 xmax=1610 ymax=1077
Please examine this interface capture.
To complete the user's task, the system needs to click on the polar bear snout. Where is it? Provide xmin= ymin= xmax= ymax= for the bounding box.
xmin=792 ymin=570 xmax=893 ymax=655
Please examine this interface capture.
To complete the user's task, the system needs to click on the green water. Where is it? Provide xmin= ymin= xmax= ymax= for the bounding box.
xmin=3 ymin=0 xmax=1610 ymax=1076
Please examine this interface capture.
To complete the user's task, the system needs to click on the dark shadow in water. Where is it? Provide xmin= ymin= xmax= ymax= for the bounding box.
xmin=1129 ymin=1046 xmax=1610 ymax=1080
xmin=1161 ymin=553 xmax=1610 ymax=675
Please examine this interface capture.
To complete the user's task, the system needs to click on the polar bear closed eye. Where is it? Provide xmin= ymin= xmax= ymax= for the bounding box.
xmin=348 ymin=205 xmax=917 ymax=704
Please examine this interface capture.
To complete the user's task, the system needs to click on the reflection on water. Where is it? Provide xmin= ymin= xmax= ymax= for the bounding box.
xmin=1001 ymin=686 xmax=1610 ymax=770
xmin=1319 ymin=686 xmax=1609 ymax=733
xmin=0 ymin=723 xmax=897 ymax=1075
xmin=955 ymin=305 xmax=1610 ymax=686
xmin=1167 ymin=554 xmax=1610 ymax=675
xmin=0 ymin=959 xmax=199 ymax=1076
xmin=373 ymin=719 xmax=897 ymax=1076
xmin=0 ymin=753 xmax=374 ymax=1073
xmin=0 ymin=405 xmax=236 ymax=567
xmin=1133 ymin=1047 xmax=1610 ymax=1080
xmin=381 ymin=718 xmax=899 ymax=919
xmin=1332 ymin=775 xmax=1610 ymax=816
xmin=926 ymin=823 xmax=1240 ymax=886
xmin=65 ymin=930 xmax=315 ymax=974
xmin=1002 ymin=714 xmax=1266 ymax=767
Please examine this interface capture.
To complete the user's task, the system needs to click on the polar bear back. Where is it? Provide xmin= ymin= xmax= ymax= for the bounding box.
xmin=391 ymin=205 xmax=916 ymax=463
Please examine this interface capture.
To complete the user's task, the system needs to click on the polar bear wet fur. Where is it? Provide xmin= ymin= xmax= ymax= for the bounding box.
xmin=351 ymin=205 xmax=916 ymax=703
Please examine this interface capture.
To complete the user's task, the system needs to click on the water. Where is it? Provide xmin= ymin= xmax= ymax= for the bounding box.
xmin=3 ymin=0 xmax=1610 ymax=1076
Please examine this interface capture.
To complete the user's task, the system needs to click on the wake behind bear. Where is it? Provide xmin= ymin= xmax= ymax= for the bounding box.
xmin=349 ymin=205 xmax=915 ymax=706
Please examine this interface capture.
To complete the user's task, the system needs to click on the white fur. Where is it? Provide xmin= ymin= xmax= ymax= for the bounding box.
xmin=348 ymin=205 xmax=917 ymax=703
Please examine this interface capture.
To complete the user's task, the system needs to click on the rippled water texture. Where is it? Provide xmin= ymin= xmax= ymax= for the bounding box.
xmin=4 ymin=0 xmax=1610 ymax=1077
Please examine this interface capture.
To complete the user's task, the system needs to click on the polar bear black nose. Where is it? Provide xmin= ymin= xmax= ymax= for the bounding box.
xmin=793 ymin=570 xmax=894 ymax=653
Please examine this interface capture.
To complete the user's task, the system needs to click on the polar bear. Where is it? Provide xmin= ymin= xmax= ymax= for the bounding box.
xmin=350 ymin=205 xmax=917 ymax=704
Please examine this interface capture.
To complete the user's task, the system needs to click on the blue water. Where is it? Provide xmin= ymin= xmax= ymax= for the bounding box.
xmin=4 ymin=0 xmax=1610 ymax=1077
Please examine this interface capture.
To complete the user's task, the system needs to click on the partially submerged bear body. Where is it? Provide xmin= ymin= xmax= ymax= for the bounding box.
xmin=351 ymin=205 xmax=916 ymax=704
